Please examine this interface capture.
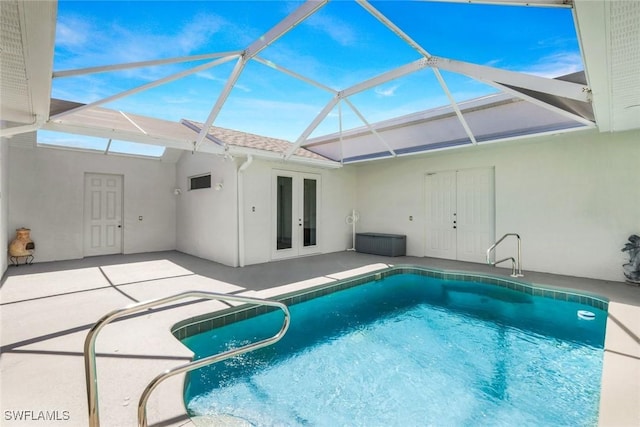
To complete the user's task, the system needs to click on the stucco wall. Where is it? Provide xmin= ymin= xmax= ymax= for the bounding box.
xmin=1 ymin=139 xmax=9 ymax=276
xmin=175 ymin=151 xmax=238 ymax=267
xmin=5 ymin=126 xmax=637 ymax=282
xmin=8 ymin=145 xmax=177 ymax=262
xmin=241 ymin=159 xmax=357 ymax=266
xmin=354 ymin=128 xmax=640 ymax=281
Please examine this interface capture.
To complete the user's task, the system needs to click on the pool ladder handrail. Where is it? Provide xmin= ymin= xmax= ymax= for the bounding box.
xmin=487 ymin=233 xmax=524 ymax=277
xmin=83 ymin=290 xmax=291 ymax=427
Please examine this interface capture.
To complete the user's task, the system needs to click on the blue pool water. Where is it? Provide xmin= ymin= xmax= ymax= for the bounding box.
xmin=182 ymin=273 xmax=606 ymax=426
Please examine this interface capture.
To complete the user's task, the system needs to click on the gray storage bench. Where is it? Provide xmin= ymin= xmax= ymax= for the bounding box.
xmin=355 ymin=233 xmax=406 ymax=257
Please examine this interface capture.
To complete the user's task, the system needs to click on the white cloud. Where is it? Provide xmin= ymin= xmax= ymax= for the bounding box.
xmin=484 ymin=59 xmax=503 ymax=68
xmin=174 ymin=13 xmax=226 ymax=54
xmin=518 ymin=52 xmax=584 ymax=78
xmin=55 ymin=13 xmax=238 ymax=71
xmin=305 ymin=14 xmax=357 ymax=47
xmin=375 ymin=85 xmax=399 ymax=97
xmin=481 ymin=52 xmax=582 ymax=79
xmin=55 ymin=17 xmax=91 ymax=49
xmin=162 ymin=96 xmax=191 ymax=105
xmin=196 ymin=71 xmax=228 ymax=83
xmin=195 ymin=71 xmax=251 ymax=92
xmin=231 ymin=97 xmax=321 ymax=116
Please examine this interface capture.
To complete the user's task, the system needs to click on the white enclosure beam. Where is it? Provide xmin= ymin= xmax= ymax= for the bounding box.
xmin=358 ymin=0 xmax=478 ymax=145
xmin=342 ymin=59 xmax=430 ymax=98
xmin=338 ymin=101 xmax=344 ymax=163
xmin=252 ymin=56 xmax=337 ymax=94
xmin=422 ymin=0 xmax=572 ymax=7
xmin=51 ymin=55 xmax=239 ymax=120
xmin=193 ymin=1 xmax=328 ymax=151
xmin=53 ymin=51 xmax=243 ymax=78
xmin=432 ymin=69 xmax=478 ymax=144
xmin=284 ymin=95 xmax=340 ymax=158
xmin=360 ymin=0 xmax=586 ymax=138
xmin=427 ymin=56 xmax=590 ymax=102
xmin=120 ymin=111 xmax=148 ymax=135
xmin=244 ymin=0 xmax=328 ymax=59
xmin=342 ymin=98 xmax=397 ymax=156
xmin=194 ymin=56 xmax=247 ymax=150
xmin=357 ymin=0 xmax=431 ymax=58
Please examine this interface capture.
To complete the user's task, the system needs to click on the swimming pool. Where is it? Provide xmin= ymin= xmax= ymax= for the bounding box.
xmin=177 ymin=267 xmax=607 ymax=426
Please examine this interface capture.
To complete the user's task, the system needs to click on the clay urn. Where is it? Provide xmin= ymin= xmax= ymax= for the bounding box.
xmin=9 ymin=228 xmax=35 ymax=257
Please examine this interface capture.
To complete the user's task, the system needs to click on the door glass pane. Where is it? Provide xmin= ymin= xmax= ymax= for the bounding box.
xmin=276 ymin=176 xmax=293 ymax=250
xmin=303 ymin=178 xmax=317 ymax=247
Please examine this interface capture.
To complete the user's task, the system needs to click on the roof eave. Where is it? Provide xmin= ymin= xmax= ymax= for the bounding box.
xmin=227 ymin=145 xmax=342 ymax=169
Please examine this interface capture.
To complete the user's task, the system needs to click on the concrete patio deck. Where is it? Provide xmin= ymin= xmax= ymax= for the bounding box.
xmin=1 ymin=250 xmax=638 ymax=426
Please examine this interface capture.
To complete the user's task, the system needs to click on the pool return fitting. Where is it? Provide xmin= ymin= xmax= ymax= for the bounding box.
xmin=83 ymin=291 xmax=290 ymax=427
xmin=487 ymin=233 xmax=524 ymax=277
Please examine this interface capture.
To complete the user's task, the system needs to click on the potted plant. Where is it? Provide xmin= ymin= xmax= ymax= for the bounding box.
xmin=622 ymin=234 xmax=640 ymax=285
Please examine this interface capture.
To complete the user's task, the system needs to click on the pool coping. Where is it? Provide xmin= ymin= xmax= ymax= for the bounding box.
xmin=171 ymin=263 xmax=635 ymax=427
xmin=173 ymin=264 xmax=609 ymax=340
xmin=1 ymin=256 xmax=636 ymax=427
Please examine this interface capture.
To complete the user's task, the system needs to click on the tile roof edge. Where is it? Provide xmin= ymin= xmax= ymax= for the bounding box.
xmin=180 ymin=119 xmax=332 ymax=162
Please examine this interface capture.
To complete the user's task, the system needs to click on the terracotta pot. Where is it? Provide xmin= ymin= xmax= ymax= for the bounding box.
xmin=9 ymin=228 xmax=35 ymax=257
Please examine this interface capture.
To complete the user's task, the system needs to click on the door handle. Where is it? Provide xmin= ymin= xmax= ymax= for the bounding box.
xmin=118 ymin=225 xmax=122 ymax=228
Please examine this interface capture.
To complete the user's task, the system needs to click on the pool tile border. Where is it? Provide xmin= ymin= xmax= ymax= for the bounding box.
xmin=172 ymin=265 xmax=609 ymax=340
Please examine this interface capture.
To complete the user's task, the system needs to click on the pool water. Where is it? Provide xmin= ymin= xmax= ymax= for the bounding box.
xmin=182 ymin=273 xmax=606 ymax=426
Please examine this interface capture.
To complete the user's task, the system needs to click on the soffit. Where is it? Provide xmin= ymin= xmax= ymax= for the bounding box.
xmin=574 ymin=0 xmax=640 ymax=132
xmin=0 ymin=0 xmax=55 ymax=130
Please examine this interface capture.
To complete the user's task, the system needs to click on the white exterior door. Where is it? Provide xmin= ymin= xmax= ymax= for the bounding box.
xmin=84 ymin=173 xmax=123 ymax=256
xmin=425 ymin=168 xmax=494 ymax=263
xmin=455 ymin=168 xmax=495 ymax=263
xmin=425 ymin=171 xmax=457 ymax=259
xmin=272 ymin=171 xmax=320 ymax=260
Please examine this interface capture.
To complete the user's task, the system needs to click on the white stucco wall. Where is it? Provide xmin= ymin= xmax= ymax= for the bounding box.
xmin=241 ymin=160 xmax=357 ymax=266
xmin=5 ymin=125 xmax=637 ymax=282
xmin=354 ymin=128 xmax=640 ymax=281
xmin=175 ymin=152 xmax=238 ymax=267
xmin=1 ymin=139 xmax=9 ymax=276
xmin=7 ymin=145 xmax=177 ymax=262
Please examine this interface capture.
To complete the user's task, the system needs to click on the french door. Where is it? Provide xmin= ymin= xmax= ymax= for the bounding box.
xmin=84 ymin=173 xmax=123 ymax=256
xmin=425 ymin=168 xmax=494 ymax=263
xmin=272 ymin=171 xmax=320 ymax=259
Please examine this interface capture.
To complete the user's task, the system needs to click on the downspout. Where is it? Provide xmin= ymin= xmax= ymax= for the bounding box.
xmin=237 ymin=155 xmax=253 ymax=267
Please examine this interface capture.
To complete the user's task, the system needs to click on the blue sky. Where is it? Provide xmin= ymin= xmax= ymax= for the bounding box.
xmin=44 ymin=0 xmax=582 ymax=154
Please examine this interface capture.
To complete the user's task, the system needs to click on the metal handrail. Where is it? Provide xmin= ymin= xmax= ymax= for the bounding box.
xmin=487 ymin=233 xmax=523 ymax=277
xmin=83 ymin=291 xmax=291 ymax=427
